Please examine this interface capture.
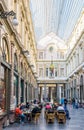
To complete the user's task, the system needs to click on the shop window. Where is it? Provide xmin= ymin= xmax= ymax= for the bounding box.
xmin=0 ymin=65 xmax=6 ymax=110
xmin=13 ymin=75 xmax=18 ymax=105
xmin=14 ymin=53 xmax=18 ymax=71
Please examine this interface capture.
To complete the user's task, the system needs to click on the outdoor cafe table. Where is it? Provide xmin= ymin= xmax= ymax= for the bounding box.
xmin=23 ymin=109 xmax=32 ymax=121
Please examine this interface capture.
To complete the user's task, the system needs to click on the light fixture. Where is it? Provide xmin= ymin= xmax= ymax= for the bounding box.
xmin=21 ymin=50 xmax=30 ymax=57
xmin=0 ymin=10 xmax=18 ymax=26
xmin=12 ymin=15 xmax=18 ymax=26
xmin=74 ymin=72 xmax=78 ymax=76
xmin=22 ymin=50 xmax=29 ymax=55
xmin=30 ymin=64 xmax=34 ymax=68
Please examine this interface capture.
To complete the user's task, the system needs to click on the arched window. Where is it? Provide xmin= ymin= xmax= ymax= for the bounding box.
xmin=1 ymin=38 xmax=9 ymax=62
xmin=14 ymin=53 xmax=18 ymax=71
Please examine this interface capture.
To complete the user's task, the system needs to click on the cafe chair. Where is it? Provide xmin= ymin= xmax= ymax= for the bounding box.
xmin=46 ymin=113 xmax=55 ymax=123
xmin=34 ymin=113 xmax=40 ymax=123
xmin=57 ymin=111 xmax=66 ymax=123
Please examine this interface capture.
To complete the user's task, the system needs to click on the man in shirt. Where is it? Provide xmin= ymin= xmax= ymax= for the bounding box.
xmin=15 ymin=105 xmax=26 ymax=123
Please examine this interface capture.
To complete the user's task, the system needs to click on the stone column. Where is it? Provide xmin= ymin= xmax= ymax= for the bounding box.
xmin=50 ymin=87 xmax=53 ymax=103
xmin=40 ymin=87 xmax=43 ymax=102
xmin=44 ymin=83 xmax=47 ymax=101
xmin=57 ymin=84 xmax=61 ymax=104
xmin=55 ymin=84 xmax=57 ymax=102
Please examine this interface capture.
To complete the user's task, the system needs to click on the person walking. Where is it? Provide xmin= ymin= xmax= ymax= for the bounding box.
xmin=72 ymin=98 xmax=75 ymax=108
xmin=64 ymin=98 xmax=68 ymax=109
xmin=75 ymin=98 xmax=78 ymax=109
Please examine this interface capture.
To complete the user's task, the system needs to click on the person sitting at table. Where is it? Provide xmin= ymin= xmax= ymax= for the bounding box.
xmin=45 ymin=103 xmax=52 ymax=110
xmin=57 ymin=104 xmax=71 ymax=120
xmin=57 ymin=104 xmax=65 ymax=112
xmin=32 ymin=106 xmax=41 ymax=118
xmin=15 ymin=105 xmax=26 ymax=124
xmin=20 ymin=103 xmax=26 ymax=110
xmin=26 ymin=102 xmax=30 ymax=109
xmin=47 ymin=108 xmax=54 ymax=113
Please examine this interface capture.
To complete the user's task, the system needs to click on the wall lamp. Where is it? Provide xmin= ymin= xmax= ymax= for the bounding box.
xmin=21 ymin=50 xmax=30 ymax=57
xmin=22 ymin=50 xmax=29 ymax=55
xmin=74 ymin=72 xmax=78 ymax=76
xmin=30 ymin=64 xmax=34 ymax=68
xmin=0 ymin=10 xmax=18 ymax=26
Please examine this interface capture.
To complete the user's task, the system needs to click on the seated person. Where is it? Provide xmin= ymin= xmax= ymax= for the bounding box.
xmin=15 ymin=105 xmax=26 ymax=123
xmin=32 ymin=106 xmax=41 ymax=118
xmin=52 ymin=103 xmax=58 ymax=110
xmin=45 ymin=103 xmax=52 ymax=110
xmin=26 ymin=102 xmax=30 ymax=109
xmin=57 ymin=104 xmax=71 ymax=119
xmin=57 ymin=104 xmax=65 ymax=113
xmin=20 ymin=103 xmax=26 ymax=110
xmin=47 ymin=108 xmax=54 ymax=113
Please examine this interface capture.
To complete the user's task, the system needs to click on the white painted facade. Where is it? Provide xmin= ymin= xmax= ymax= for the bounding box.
xmin=37 ymin=10 xmax=84 ymax=103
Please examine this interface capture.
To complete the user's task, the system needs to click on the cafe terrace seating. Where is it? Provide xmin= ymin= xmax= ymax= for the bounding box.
xmin=44 ymin=109 xmax=55 ymax=123
xmin=56 ymin=111 xmax=66 ymax=123
xmin=46 ymin=112 xmax=55 ymax=123
xmin=33 ymin=113 xmax=41 ymax=123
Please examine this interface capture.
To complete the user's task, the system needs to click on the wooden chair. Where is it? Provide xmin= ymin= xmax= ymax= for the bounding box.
xmin=34 ymin=113 xmax=40 ymax=123
xmin=46 ymin=113 xmax=55 ymax=123
xmin=57 ymin=111 xmax=66 ymax=123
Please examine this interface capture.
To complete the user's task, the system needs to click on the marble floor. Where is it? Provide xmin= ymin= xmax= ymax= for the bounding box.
xmin=4 ymin=105 xmax=84 ymax=130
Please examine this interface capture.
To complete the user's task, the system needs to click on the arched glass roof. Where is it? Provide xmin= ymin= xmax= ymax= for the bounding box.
xmin=30 ymin=0 xmax=84 ymax=42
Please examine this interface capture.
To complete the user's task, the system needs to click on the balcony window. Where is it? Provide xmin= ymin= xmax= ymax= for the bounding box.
xmin=46 ymin=68 xmax=48 ymax=77
xmin=1 ymin=38 xmax=9 ymax=62
xmin=60 ymin=52 xmax=64 ymax=59
xmin=55 ymin=67 xmax=57 ymax=77
xmin=60 ymin=68 xmax=64 ymax=76
xmin=39 ymin=68 xmax=43 ymax=77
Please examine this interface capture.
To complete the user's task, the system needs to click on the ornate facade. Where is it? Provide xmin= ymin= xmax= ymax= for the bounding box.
xmin=0 ymin=0 xmax=84 ymax=126
xmin=37 ymin=9 xmax=84 ymax=103
xmin=0 ymin=0 xmax=37 ymax=123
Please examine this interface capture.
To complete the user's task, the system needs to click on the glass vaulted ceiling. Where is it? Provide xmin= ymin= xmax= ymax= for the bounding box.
xmin=30 ymin=0 xmax=84 ymax=41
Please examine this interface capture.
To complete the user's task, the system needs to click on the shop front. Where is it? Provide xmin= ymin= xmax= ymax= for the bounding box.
xmin=14 ymin=74 xmax=18 ymax=105
xmin=0 ymin=63 xmax=11 ymax=128
xmin=20 ymin=79 xmax=24 ymax=103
